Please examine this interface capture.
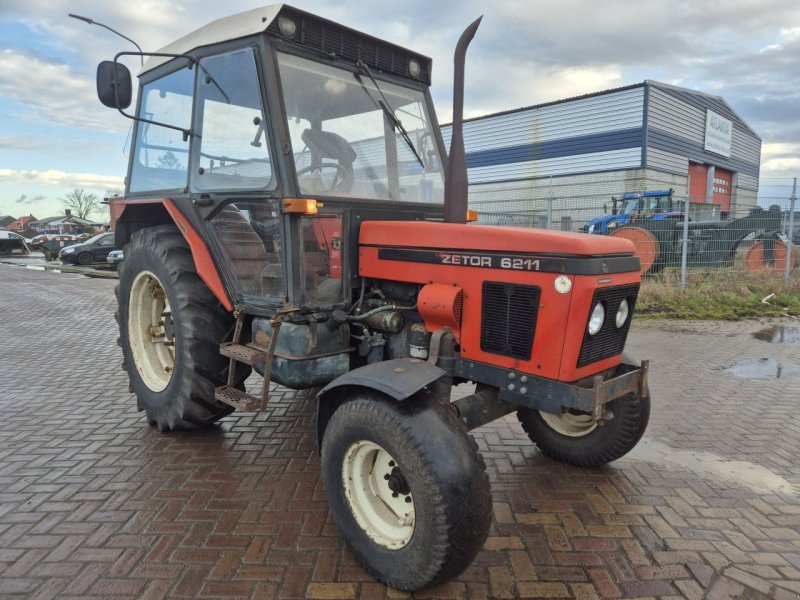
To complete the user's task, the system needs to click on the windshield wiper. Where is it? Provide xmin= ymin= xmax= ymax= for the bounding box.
xmin=355 ymin=60 xmax=425 ymax=169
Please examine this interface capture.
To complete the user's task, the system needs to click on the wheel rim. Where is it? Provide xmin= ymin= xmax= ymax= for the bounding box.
xmin=342 ymin=440 xmax=415 ymax=549
xmin=128 ymin=270 xmax=175 ymax=392
xmin=540 ymin=410 xmax=598 ymax=437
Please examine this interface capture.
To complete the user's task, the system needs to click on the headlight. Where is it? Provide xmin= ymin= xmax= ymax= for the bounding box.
xmin=587 ymin=302 xmax=605 ymax=336
xmin=587 ymin=224 xmax=595 ymax=233
xmin=277 ymin=16 xmax=297 ymax=38
xmin=615 ymin=298 xmax=630 ymax=328
xmin=61 ymin=247 xmax=75 ymax=254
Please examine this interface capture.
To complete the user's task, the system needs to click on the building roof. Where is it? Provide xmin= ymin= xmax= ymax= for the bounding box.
xmin=0 ymin=215 xmax=15 ymax=227
xmin=30 ymin=215 xmax=102 ymax=226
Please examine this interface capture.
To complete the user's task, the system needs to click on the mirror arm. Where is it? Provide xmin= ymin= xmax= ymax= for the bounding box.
xmin=112 ymin=51 xmax=196 ymax=140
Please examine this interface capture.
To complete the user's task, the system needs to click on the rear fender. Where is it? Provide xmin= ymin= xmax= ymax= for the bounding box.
xmin=115 ymin=198 xmax=232 ymax=311
xmin=315 ymin=358 xmax=445 ymax=447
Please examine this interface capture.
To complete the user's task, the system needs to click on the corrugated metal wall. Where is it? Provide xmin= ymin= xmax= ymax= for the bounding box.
xmin=442 ymin=87 xmax=645 ymax=184
xmin=646 ymin=84 xmax=761 ymax=181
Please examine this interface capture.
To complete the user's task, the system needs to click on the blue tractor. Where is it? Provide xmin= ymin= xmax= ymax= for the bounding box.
xmin=583 ymin=189 xmax=678 ymax=234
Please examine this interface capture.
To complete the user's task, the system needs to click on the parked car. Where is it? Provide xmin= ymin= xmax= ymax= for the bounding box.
xmin=107 ymin=249 xmax=124 ymax=270
xmin=59 ymin=232 xmax=115 ymax=265
xmin=793 ymin=224 xmax=800 ymax=245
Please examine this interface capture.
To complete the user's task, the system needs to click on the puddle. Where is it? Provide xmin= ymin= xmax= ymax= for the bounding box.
xmin=753 ymin=325 xmax=800 ymax=344
xmin=626 ymin=438 xmax=798 ymax=495
xmin=723 ymin=358 xmax=800 ymax=380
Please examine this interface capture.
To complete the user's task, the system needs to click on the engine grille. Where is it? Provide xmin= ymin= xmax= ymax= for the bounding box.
xmin=269 ymin=9 xmax=431 ymax=84
xmin=480 ymin=282 xmax=540 ymax=361
xmin=577 ymin=284 xmax=639 ymax=367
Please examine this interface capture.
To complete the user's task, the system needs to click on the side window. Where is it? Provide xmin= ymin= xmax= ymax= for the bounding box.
xmin=129 ymin=65 xmax=194 ymax=193
xmin=209 ymin=201 xmax=284 ymax=301
xmin=192 ymin=49 xmax=273 ymax=191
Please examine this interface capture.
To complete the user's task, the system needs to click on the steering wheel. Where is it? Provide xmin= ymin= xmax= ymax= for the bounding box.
xmin=296 ymin=162 xmax=349 ymax=193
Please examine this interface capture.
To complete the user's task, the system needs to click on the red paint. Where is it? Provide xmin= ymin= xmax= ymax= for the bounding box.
xmin=162 ymin=200 xmax=232 ymax=312
xmin=359 ymin=221 xmax=640 ymax=382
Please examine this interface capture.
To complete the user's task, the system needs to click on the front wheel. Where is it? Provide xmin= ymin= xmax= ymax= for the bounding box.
xmin=518 ymin=390 xmax=650 ymax=468
xmin=321 ymin=393 xmax=492 ymax=591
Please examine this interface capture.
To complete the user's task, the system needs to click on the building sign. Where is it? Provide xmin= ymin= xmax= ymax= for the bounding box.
xmin=704 ymin=110 xmax=732 ymax=157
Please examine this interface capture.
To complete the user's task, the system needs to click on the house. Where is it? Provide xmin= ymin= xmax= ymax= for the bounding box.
xmin=6 ymin=215 xmax=37 ymax=234
xmin=29 ymin=210 xmax=104 ymax=234
xmin=0 ymin=216 xmax=15 ymax=229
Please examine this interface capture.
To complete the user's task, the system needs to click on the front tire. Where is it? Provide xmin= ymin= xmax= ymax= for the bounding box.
xmin=518 ymin=391 xmax=650 ymax=468
xmin=116 ymin=225 xmax=247 ymax=431
xmin=77 ymin=252 xmax=93 ymax=266
xmin=321 ymin=393 xmax=491 ymax=591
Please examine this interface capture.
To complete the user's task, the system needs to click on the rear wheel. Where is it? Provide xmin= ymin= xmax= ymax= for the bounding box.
xmin=745 ymin=239 xmax=796 ymax=271
xmin=321 ymin=393 xmax=491 ymax=591
xmin=518 ymin=391 xmax=650 ymax=468
xmin=609 ymin=226 xmax=660 ymax=274
xmin=116 ymin=225 xmax=247 ymax=431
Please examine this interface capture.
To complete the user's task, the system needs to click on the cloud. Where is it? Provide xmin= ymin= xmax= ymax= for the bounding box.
xmin=0 ymin=135 xmax=47 ymax=151
xmin=0 ymin=168 xmax=123 ymax=189
xmin=15 ymin=194 xmax=46 ymax=204
xmin=0 ymin=49 xmax=129 ymax=133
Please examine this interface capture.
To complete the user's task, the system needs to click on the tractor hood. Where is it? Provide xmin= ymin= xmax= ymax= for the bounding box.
xmin=360 ymin=221 xmax=636 ymax=257
xmin=584 ymin=214 xmax=623 ymax=232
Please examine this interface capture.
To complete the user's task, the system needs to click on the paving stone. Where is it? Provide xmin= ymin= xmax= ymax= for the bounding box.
xmin=2 ymin=265 xmax=800 ymax=599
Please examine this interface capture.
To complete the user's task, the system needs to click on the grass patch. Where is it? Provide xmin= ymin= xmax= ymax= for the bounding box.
xmin=636 ymin=269 xmax=800 ymax=319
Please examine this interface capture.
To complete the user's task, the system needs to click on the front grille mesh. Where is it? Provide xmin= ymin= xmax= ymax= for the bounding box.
xmin=480 ymin=282 xmax=540 ymax=361
xmin=577 ymin=285 xmax=639 ymax=367
xmin=269 ymin=9 xmax=431 ymax=84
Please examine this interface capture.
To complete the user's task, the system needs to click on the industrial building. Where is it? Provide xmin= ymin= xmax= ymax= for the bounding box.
xmin=442 ymin=80 xmax=761 ymax=222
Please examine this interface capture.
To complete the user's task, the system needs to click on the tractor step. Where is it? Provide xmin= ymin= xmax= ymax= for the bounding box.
xmin=219 ymin=342 xmax=268 ymax=365
xmin=215 ymin=385 xmax=262 ymax=411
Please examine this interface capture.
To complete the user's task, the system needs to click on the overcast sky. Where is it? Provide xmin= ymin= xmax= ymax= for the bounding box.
xmin=1 ymin=0 xmax=798 ymax=220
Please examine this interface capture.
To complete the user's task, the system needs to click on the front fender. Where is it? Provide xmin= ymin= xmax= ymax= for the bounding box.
xmin=315 ymin=358 xmax=445 ymax=447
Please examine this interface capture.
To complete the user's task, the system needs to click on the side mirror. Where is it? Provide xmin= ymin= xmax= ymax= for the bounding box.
xmin=96 ymin=61 xmax=132 ymax=109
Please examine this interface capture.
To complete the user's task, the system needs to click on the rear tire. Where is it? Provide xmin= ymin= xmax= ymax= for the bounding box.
xmin=116 ymin=225 xmax=247 ymax=431
xmin=321 ymin=393 xmax=491 ymax=591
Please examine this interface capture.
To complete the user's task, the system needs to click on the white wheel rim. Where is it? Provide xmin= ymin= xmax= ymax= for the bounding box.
xmin=540 ymin=410 xmax=598 ymax=437
xmin=128 ymin=270 xmax=175 ymax=392
xmin=342 ymin=441 xmax=415 ymax=549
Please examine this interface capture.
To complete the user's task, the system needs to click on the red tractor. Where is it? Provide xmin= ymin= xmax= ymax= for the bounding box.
xmin=95 ymin=5 xmax=649 ymax=590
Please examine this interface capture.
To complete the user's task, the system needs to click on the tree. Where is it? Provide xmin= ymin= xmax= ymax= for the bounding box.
xmin=61 ymin=189 xmax=100 ymax=220
xmin=156 ymin=151 xmax=182 ymax=170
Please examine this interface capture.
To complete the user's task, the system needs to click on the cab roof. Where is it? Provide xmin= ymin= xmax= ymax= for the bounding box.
xmin=141 ymin=5 xmax=283 ymax=74
xmin=140 ymin=4 xmax=432 ymax=84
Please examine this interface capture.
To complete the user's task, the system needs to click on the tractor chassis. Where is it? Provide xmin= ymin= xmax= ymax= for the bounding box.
xmin=453 ymin=358 xmax=649 ymax=430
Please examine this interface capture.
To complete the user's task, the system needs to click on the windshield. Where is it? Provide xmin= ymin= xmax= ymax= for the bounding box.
xmin=85 ymin=233 xmax=113 ymax=245
xmin=277 ymin=52 xmax=444 ymax=203
xmin=621 ymin=198 xmax=640 ymax=214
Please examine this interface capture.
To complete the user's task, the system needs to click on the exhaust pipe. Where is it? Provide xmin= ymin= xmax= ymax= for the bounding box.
xmin=443 ymin=16 xmax=482 ymax=224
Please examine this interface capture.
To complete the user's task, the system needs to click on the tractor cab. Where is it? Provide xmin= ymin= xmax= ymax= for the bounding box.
xmin=99 ymin=5 xmax=446 ymax=312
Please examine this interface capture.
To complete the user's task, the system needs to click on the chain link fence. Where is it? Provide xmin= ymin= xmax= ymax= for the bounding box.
xmin=469 ymin=179 xmax=798 ymax=288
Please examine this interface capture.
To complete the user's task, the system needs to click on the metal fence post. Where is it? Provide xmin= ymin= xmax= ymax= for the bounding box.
xmin=785 ymin=178 xmax=797 ymax=282
xmin=680 ymin=195 xmax=690 ymax=289
xmin=546 ymin=196 xmax=553 ymax=230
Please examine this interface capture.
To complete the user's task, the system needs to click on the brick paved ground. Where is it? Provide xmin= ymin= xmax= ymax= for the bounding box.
xmin=1 ymin=262 xmax=799 ymax=599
